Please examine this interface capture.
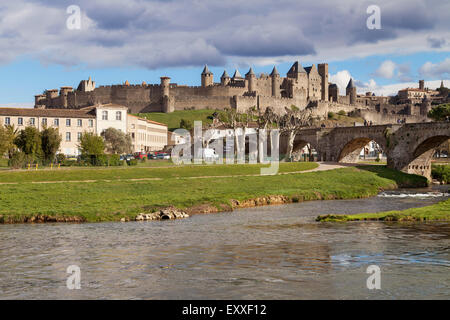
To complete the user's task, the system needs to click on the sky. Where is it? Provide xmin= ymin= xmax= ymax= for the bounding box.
xmin=0 ymin=0 xmax=449 ymax=107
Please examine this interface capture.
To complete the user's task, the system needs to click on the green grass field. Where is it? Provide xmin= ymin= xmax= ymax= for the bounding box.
xmin=0 ymin=164 xmax=428 ymax=223
xmin=316 ymin=198 xmax=450 ymax=222
xmin=135 ymin=109 xmax=225 ymax=131
xmin=0 ymin=162 xmax=318 ymax=183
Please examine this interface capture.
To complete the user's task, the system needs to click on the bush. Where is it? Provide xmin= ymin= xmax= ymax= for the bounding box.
xmin=127 ymin=159 xmax=138 ymax=166
xmin=107 ymin=154 xmax=122 ymax=166
xmin=338 ymin=110 xmax=346 ymax=116
xmin=8 ymin=151 xmax=29 ymax=169
xmin=56 ymin=153 xmax=66 ymax=164
xmin=432 ymin=165 xmax=450 ymax=184
xmin=141 ymin=156 xmax=147 ymax=163
xmin=328 ymin=112 xmax=335 ymax=119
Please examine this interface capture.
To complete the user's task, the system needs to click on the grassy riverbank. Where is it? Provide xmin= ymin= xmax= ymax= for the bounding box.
xmin=316 ymin=197 xmax=450 ymax=222
xmin=0 ymin=164 xmax=427 ymax=223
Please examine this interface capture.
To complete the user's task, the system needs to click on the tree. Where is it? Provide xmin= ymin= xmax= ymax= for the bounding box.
xmin=0 ymin=125 xmax=17 ymax=158
xmin=41 ymin=126 xmax=62 ymax=164
xmin=78 ymin=132 xmax=105 ymax=158
xmin=14 ymin=126 xmax=42 ymax=161
xmin=101 ymin=127 xmax=132 ymax=154
xmin=428 ymin=104 xmax=450 ymax=121
xmin=277 ymin=107 xmax=313 ymax=161
xmin=179 ymin=118 xmax=193 ymax=131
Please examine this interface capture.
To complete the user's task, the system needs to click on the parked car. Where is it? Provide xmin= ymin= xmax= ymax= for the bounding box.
xmin=134 ymin=152 xmax=147 ymax=160
xmin=156 ymin=153 xmax=170 ymax=160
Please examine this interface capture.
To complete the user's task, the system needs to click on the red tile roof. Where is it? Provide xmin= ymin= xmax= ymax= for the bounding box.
xmin=0 ymin=108 xmax=95 ymax=118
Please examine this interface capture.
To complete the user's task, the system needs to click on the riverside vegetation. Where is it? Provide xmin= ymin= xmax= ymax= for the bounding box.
xmin=0 ymin=163 xmax=429 ymax=224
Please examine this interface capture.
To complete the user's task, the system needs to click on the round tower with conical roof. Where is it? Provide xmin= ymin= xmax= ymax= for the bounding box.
xmin=201 ymin=65 xmax=214 ymax=87
xmin=245 ymin=67 xmax=256 ymax=93
xmin=221 ymin=70 xmax=230 ymax=86
xmin=270 ymin=66 xmax=280 ymax=97
xmin=346 ymin=78 xmax=357 ymax=105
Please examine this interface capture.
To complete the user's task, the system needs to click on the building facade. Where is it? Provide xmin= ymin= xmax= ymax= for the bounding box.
xmin=0 ymin=104 xmax=167 ymax=156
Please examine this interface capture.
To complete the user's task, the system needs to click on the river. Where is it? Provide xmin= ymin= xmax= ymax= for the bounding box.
xmin=0 ymin=186 xmax=449 ymax=299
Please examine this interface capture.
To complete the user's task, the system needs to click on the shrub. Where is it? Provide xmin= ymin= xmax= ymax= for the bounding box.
xmin=327 ymin=111 xmax=335 ymax=119
xmin=8 ymin=151 xmax=29 ymax=169
xmin=56 ymin=153 xmax=66 ymax=164
xmin=141 ymin=156 xmax=147 ymax=163
xmin=127 ymin=159 xmax=138 ymax=166
xmin=338 ymin=110 xmax=346 ymax=116
xmin=107 ymin=154 xmax=122 ymax=166
xmin=432 ymin=165 xmax=449 ymax=184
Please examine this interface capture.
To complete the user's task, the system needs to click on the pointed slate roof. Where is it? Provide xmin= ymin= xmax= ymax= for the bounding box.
xmin=270 ymin=66 xmax=279 ymax=76
xmin=288 ymin=61 xmax=306 ymax=74
xmin=202 ymin=65 xmax=212 ymax=75
xmin=221 ymin=70 xmax=230 ymax=78
xmin=245 ymin=67 xmax=255 ymax=77
xmin=346 ymin=78 xmax=356 ymax=89
xmin=232 ymin=69 xmax=243 ymax=79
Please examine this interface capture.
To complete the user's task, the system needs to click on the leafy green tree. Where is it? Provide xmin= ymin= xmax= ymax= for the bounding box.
xmin=78 ymin=132 xmax=105 ymax=158
xmin=101 ymin=127 xmax=132 ymax=154
xmin=428 ymin=104 xmax=450 ymax=121
xmin=0 ymin=125 xmax=17 ymax=158
xmin=14 ymin=126 xmax=42 ymax=161
xmin=179 ymin=118 xmax=193 ymax=131
xmin=41 ymin=127 xmax=62 ymax=164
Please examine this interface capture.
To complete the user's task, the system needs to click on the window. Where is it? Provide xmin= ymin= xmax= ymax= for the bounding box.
xmin=77 ymin=132 xmax=82 ymax=142
xmin=54 ymin=118 xmax=59 ymax=126
xmin=5 ymin=117 xmax=10 ymax=125
xmin=30 ymin=118 xmax=35 ymax=126
xmin=66 ymin=132 xmax=71 ymax=142
xmin=42 ymin=118 xmax=47 ymax=126
xmin=77 ymin=119 xmax=82 ymax=127
xmin=88 ymin=119 xmax=94 ymax=127
xmin=116 ymin=111 xmax=122 ymax=121
xmin=18 ymin=117 xmax=23 ymax=126
xmin=102 ymin=111 xmax=108 ymax=120
xmin=66 ymin=119 xmax=71 ymax=127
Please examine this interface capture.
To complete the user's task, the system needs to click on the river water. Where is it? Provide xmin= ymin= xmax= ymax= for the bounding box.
xmin=0 ymin=186 xmax=449 ymax=300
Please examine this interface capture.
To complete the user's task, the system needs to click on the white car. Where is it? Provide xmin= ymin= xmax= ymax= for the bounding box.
xmin=203 ymin=148 xmax=219 ymax=162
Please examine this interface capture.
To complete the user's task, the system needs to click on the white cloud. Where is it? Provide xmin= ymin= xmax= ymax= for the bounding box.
xmin=374 ymin=60 xmax=396 ymax=79
xmin=419 ymin=58 xmax=450 ymax=78
xmin=329 ymin=70 xmax=352 ymax=93
xmin=0 ymin=0 xmax=449 ymax=69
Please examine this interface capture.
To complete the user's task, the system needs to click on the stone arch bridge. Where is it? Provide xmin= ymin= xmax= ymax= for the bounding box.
xmin=284 ymin=122 xmax=449 ymax=179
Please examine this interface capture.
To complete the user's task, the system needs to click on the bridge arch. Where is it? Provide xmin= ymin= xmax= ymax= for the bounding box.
xmin=405 ymin=135 xmax=450 ymax=178
xmin=337 ymin=136 xmax=387 ymax=163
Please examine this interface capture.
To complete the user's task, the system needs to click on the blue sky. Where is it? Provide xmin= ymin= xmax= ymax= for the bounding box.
xmin=0 ymin=0 xmax=449 ymax=106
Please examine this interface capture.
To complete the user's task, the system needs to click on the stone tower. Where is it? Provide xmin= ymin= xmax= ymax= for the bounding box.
xmin=201 ymin=65 xmax=214 ymax=87
xmin=420 ymin=95 xmax=431 ymax=116
xmin=270 ymin=66 xmax=280 ymax=97
xmin=60 ymin=86 xmax=73 ymax=108
xmin=245 ymin=67 xmax=256 ymax=93
xmin=161 ymin=77 xmax=173 ymax=113
xmin=346 ymin=78 xmax=357 ymax=105
xmin=440 ymin=80 xmax=444 ymax=89
xmin=329 ymin=83 xmax=338 ymax=102
xmin=318 ymin=63 xmax=329 ymax=101
xmin=221 ymin=70 xmax=230 ymax=86
xmin=419 ymin=80 xmax=425 ymax=90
